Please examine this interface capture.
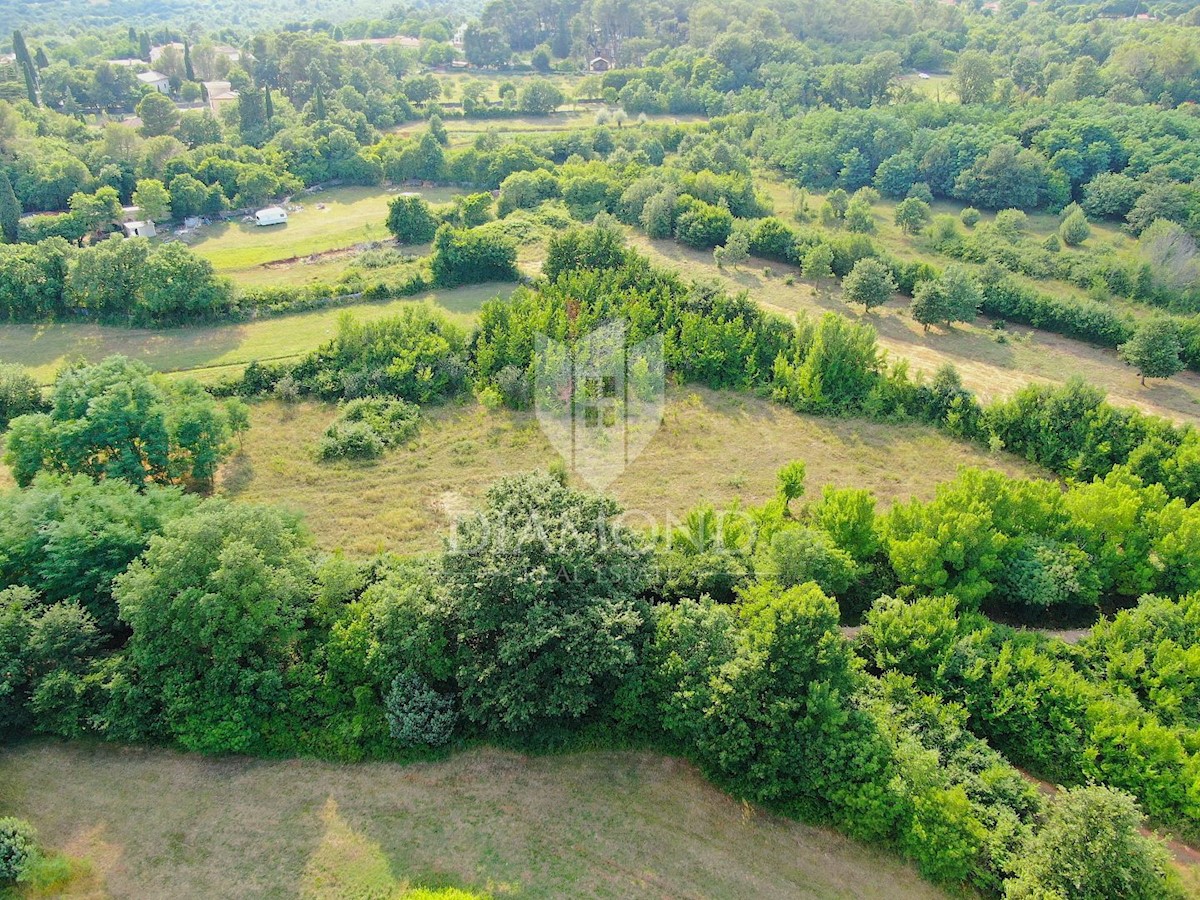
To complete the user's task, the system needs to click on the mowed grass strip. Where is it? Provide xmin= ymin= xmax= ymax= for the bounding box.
xmin=180 ymin=185 xmax=464 ymax=277
xmin=0 ymin=740 xmax=951 ymax=900
xmin=0 ymin=284 xmax=509 ymax=387
xmin=219 ymin=386 xmax=1045 ymax=555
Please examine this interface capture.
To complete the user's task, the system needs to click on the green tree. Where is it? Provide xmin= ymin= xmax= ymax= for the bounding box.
xmin=0 ymin=364 xmax=41 ymax=427
xmin=1059 ymin=208 xmax=1091 ymax=246
xmin=1006 ymin=786 xmax=1183 ymax=900
xmin=385 ymin=195 xmax=437 ymax=245
xmin=1119 ymin=319 xmax=1184 ymax=386
xmin=802 ymin=243 xmax=834 ymax=279
xmin=0 ymin=171 xmax=20 ymax=244
xmin=953 ymin=49 xmax=996 ymax=104
xmin=911 ymin=279 xmax=952 ymax=332
xmin=132 ymin=179 xmax=170 ymax=222
xmin=136 ymin=92 xmax=179 ymax=137
xmin=67 ymin=187 xmax=121 ymax=236
xmin=0 ymin=474 xmax=194 ymax=631
xmin=4 ymin=356 xmax=237 ymax=489
xmin=115 ymin=502 xmax=314 ymax=753
xmin=894 ymin=197 xmax=932 ymax=235
xmin=841 ymin=257 xmax=896 ymax=312
xmin=517 ymin=78 xmax=564 ymax=114
xmin=713 ymin=230 xmax=750 ymax=269
xmin=442 ymin=472 xmax=649 ymax=732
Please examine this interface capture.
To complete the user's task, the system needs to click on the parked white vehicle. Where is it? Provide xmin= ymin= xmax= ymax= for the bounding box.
xmin=254 ymin=207 xmax=288 ymax=226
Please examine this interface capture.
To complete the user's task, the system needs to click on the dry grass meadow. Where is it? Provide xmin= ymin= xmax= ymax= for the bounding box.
xmin=626 ymin=233 xmax=1200 ymax=426
xmin=0 ymin=741 xmax=950 ymax=900
xmin=219 ymin=386 xmax=1044 ymax=555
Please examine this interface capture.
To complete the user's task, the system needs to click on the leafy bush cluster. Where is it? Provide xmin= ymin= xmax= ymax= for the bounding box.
xmin=318 ymin=396 xmax=420 ymax=461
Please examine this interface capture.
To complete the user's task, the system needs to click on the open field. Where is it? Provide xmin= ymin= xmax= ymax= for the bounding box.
xmin=220 ymin=387 xmax=1045 ymax=555
xmin=626 ymin=233 xmax=1200 ymax=426
xmin=178 ymin=185 xmax=464 ymax=282
xmin=0 ymin=741 xmax=950 ymax=900
xmin=0 ymin=284 xmax=510 ymax=387
xmin=392 ymin=110 xmax=709 ymax=148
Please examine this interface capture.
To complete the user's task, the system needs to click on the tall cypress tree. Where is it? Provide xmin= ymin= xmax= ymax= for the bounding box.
xmin=139 ymin=32 xmax=152 ymax=62
xmin=12 ymin=31 xmax=32 ymax=72
xmin=20 ymin=60 xmax=38 ymax=106
xmin=183 ymin=40 xmax=195 ymax=81
xmin=264 ymin=85 xmax=274 ymax=121
xmin=34 ymin=47 xmax=49 ymax=69
xmin=312 ymin=81 xmax=327 ymax=121
xmin=0 ymin=170 xmax=21 ymax=244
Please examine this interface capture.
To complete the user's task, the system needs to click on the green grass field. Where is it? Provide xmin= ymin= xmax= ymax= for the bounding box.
xmin=178 ymin=185 xmax=464 ymax=282
xmin=0 ymin=741 xmax=950 ymax=900
xmin=0 ymin=283 xmax=511 ymax=387
xmin=220 ymin=387 xmax=1044 ymax=555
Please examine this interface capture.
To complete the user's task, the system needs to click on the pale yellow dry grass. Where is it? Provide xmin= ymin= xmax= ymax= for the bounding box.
xmin=0 ymin=741 xmax=951 ymax=900
xmin=627 ymin=234 xmax=1200 ymax=425
xmin=219 ymin=386 xmax=1043 ymax=555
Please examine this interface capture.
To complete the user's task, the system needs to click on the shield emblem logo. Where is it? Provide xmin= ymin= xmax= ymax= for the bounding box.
xmin=535 ymin=320 xmax=665 ymax=490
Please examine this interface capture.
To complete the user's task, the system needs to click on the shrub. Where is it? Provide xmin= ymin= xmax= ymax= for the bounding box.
xmin=1060 ymin=209 xmax=1091 ymax=247
xmin=0 ymin=818 xmax=38 ymax=884
xmin=340 ymin=397 xmax=420 ymax=446
xmin=385 ymin=671 xmax=457 ymax=748
xmin=318 ymin=420 xmax=386 ymax=461
xmin=0 ymin=364 xmax=42 ymax=429
xmin=386 ymin=195 xmax=438 ymax=244
xmin=960 ymin=207 xmax=981 ymax=227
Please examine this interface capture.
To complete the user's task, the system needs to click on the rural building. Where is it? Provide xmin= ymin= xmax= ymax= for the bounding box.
xmin=136 ymin=70 xmax=171 ymax=93
xmin=589 ymin=55 xmax=613 ymax=73
xmin=255 ymin=207 xmax=288 ymax=226
xmin=202 ymin=80 xmax=239 ymax=112
xmin=150 ymin=42 xmax=186 ymax=63
xmin=123 ymin=221 xmax=157 ymax=238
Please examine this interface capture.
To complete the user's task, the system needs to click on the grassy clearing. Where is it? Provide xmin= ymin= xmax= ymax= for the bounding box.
xmin=177 ymin=185 xmax=463 ymax=280
xmin=219 ymin=386 xmax=1044 ymax=555
xmin=0 ymin=740 xmax=950 ymax=900
xmin=392 ymin=111 xmax=709 ymax=148
xmin=625 ymin=232 xmax=1200 ymax=426
xmin=0 ymin=283 xmax=510 ymax=387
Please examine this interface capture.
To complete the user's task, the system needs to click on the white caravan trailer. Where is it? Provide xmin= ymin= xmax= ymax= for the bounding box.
xmin=255 ymin=207 xmax=288 ymax=226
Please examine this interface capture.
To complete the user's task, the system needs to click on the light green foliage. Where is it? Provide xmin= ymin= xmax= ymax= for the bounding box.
xmin=385 ymin=195 xmax=437 ymax=245
xmin=776 ymin=459 xmax=806 ymax=505
xmin=760 ymin=525 xmax=857 ymax=595
xmin=801 ymin=242 xmax=834 ymax=278
xmin=883 ymin=471 xmax=1013 ymax=606
xmin=0 ymin=363 xmax=42 ymax=428
xmin=894 ymin=197 xmax=931 ymax=235
xmin=115 ymin=502 xmax=314 ymax=753
xmin=1059 ymin=208 xmax=1091 ymax=246
xmin=773 ymin=312 xmax=882 ymax=412
xmin=841 ymin=257 xmax=895 ymax=312
xmin=1119 ymin=319 xmax=1184 ymax=385
xmin=4 ymin=356 xmax=239 ymax=489
xmin=132 ymin=178 xmax=171 ymax=222
xmin=442 ymin=472 xmax=649 ymax=732
xmin=1005 ymin=786 xmax=1183 ymax=900
xmin=0 ymin=474 xmax=194 ymax=631
xmin=810 ymin=486 xmax=879 ymax=562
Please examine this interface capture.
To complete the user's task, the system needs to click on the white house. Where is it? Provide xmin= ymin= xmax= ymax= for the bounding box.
xmin=123 ymin=221 xmax=157 ymax=238
xmin=255 ymin=207 xmax=288 ymax=227
xmin=202 ymin=80 xmax=239 ymax=112
xmin=136 ymin=70 xmax=170 ymax=93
